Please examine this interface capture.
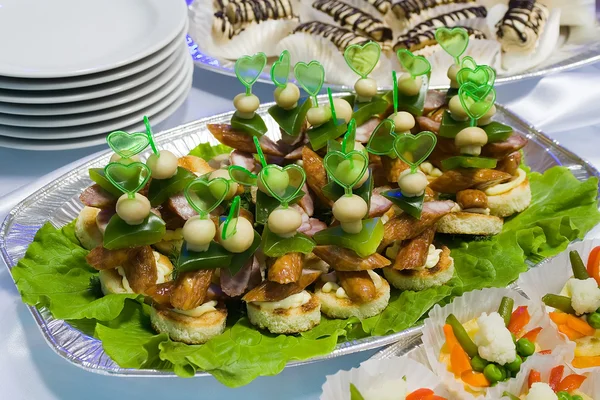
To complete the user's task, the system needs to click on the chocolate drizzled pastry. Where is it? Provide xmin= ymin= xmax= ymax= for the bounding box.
xmin=496 ymin=0 xmax=548 ymax=53
xmin=391 ymin=0 xmax=476 ymax=20
xmin=293 ymin=21 xmax=370 ymax=51
xmin=393 ymin=25 xmax=485 ymax=52
xmin=312 ymin=0 xmax=393 ymax=42
xmin=225 ymin=0 xmax=295 ymax=30
xmin=400 ymin=6 xmax=487 ymax=38
xmin=364 ymin=0 xmax=392 ymax=14
xmin=212 ymin=11 xmax=237 ymax=40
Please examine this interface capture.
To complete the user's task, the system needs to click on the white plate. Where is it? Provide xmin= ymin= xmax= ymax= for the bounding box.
xmin=0 ymin=39 xmax=188 ymax=105
xmin=0 ymin=0 xmax=187 ymax=78
xmin=0 ymin=24 xmax=187 ymax=92
xmin=0 ymin=57 xmax=190 ymax=129
xmin=0 ymin=45 xmax=187 ymax=116
xmin=0 ymin=58 xmax=193 ymax=142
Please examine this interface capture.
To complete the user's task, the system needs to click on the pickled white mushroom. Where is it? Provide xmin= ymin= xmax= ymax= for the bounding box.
xmin=146 ymin=150 xmax=178 ymax=180
xmin=116 ymin=193 xmax=151 ymax=225
xmin=392 ymin=111 xmax=415 ymax=133
xmin=397 ymin=169 xmax=428 ymax=197
xmin=332 ymin=194 xmax=368 ymax=234
xmin=109 ymin=153 xmax=141 ymax=164
xmin=448 ymin=95 xmax=469 ymax=121
xmin=233 ymin=93 xmax=260 ymax=119
xmin=306 ymin=105 xmax=332 ymax=127
xmin=268 ymin=206 xmax=302 ymax=237
xmin=447 ymin=64 xmax=460 ymax=89
xmin=274 ymin=83 xmax=300 ymax=110
xmin=455 ymin=127 xmax=488 ymax=156
xmin=477 ymin=104 xmax=497 ymax=126
xmin=354 ymin=77 xmax=378 ymax=102
xmin=397 ymin=74 xmax=422 ymax=97
xmin=218 ymin=217 xmax=255 ymax=253
xmin=332 ymin=98 xmax=353 ymax=123
xmin=183 ymin=216 xmax=216 ymax=252
xmin=209 ymin=169 xmax=238 ymax=200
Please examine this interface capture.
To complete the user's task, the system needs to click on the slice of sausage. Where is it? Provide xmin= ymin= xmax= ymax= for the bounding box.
xmin=302 ymin=146 xmax=333 ymax=207
xmin=312 ymin=246 xmax=391 ymax=271
xmin=456 ymin=189 xmax=488 ymax=209
xmin=207 ymin=124 xmax=284 ymax=156
xmin=242 ymin=270 xmax=322 ymax=302
xmin=80 ymin=184 xmax=116 ymax=209
xmin=267 ymin=252 xmax=303 ymax=284
xmin=337 ymin=271 xmax=377 ymax=303
xmin=496 ymin=151 xmax=521 ymax=176
xmin=169 ymin=270 xmax=214 ymax=310
xmin=393 ymin=226 xmax=435 ymax=270
xmin=429 ymin=169 xmax=512 ymax=194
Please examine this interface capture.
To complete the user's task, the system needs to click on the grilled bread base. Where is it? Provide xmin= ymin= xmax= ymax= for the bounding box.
xmin=150 ymin=305 xmax=227 ymax=344
xmin=247 ymin=292 xmax=321 ymax=334
xmin=315 ymin=278 xmax=390 ymax=320
xmin=75 ymin=206 xmax=103 ymax=250
xmin=436 ymin=212 xmax=503 ymax=236
xmin=384 ymin=247 xmax=454 ymax=291
xmin=487 ymin=178 xmax=532 ymax=218
xmin=99 ymin=269 xmax=132 ymax=295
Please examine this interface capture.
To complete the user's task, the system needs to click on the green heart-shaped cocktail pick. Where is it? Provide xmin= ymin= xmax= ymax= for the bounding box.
xmin=104 ymin=161 xmax=151 ymax=199
xmin=143 ymin=115 xmax=160 ymax=155
xmin=397 ymin=49 xmax=431 ymax=78
xmin=459 ymin=57 xmax=496 ymax=87
xmin=271 ymin=50 xmax=291 ymax=88
xmin=184 ymin=177 xmax=230 ymax=219
xmin=235 ymin=52 xmax=267 ymax=95
xmin=106 ymin=130 xmax=150 ymax=159
xmin=294 ymin=60 xmax=325 ymax=106
xmin=341 ymin=119 xmax=357 ymax=154
xmin=434 ymin=27 xmax=469 ymax=65
xmin=228 ymin=166 xmax=258 ymax=186
xmin=392 ymin=131 xmax=437 ymax=173
xmin=366 ymin=118 xmax=396 ymax=156
xmin=324 ymin=150 xmax=369 ymax=195
xmin=222 ymin=195 xmax=241 ymax=240
xmin=259 ymin=164 xmax=306 ymax=207
xmin=327 ymin=87 xmax=339 ymax=125
xmin=458 ymin=82 xmax=496 ymax=125
xmin=344 ymin=41 xmax=381 ymax=79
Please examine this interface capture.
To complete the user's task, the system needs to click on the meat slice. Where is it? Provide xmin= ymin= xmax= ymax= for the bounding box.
xmin=120 ymin=246 xmax=158 ymax=294
xmin=379 ymin=200 xmax=455 ymax=250
xmin=145 ymin=282 xmax=173 ymax=307
xmin=298 ymin=217 xmax=327 ymax=236
xmin=96 ymin=208 xmax=115 ymax=234
xmin=86 ymin=246 xmax=130 ymax=270
xmin=368 ymin=192 xmax=393 ymax=218
xmin=355 ymin=117 xmax=381 ymax=143
xmin=267 ymin=252 xmax=303 ymax=284
xmin=207 ymin=124 xmax=284 ymax=156
xmin=423 ymin=90 xmax=446 ymax=114
xmin=312 ymin=245 xmax=391 ymax=271
xmin=298 ymin=183 xmax=314 ymax=216
xmin=416 ymin=116 xmax=440 ymax=133
xmin=337 ymin=271 xmax=377 ymax=303
xmin=169 ymin=270 xmax=214 ymax=310
xmin=230 ymin=150 xmax=256 ymax=172
xmin=220 ymin=256 xmax=262 ymax=297
xmin=242 ymin=269 xmax=321 ymax=302
xmin=496 ymin=151 xmax=522 ymax=176
xmin=381 ymin=156 xmax=410 ymax=183
xmin=302 ymin=146 xmax=333 ymax=207
xmin=392 ymin=226 xmax=435 ymax=270
xmin=166 ymin=193 xmax=197 ymax=224
xmin=457 ymin=189 xmax=488 ymax=209
xmin=80 ymin=184 xmax=116 ymax=209
xmin=481 ymin=135 xmax=527 ymax=159
xmin=284 ymin=146 xmax=304 ymax=160
xmin=429 ymin=169 xmax=512 ymax=194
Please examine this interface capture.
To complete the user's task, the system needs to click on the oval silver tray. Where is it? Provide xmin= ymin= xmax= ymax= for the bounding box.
xmin=1 ymin=92 xmax=598 ymax=377
xmin=186 ymin=1 xmax=600 ymax=90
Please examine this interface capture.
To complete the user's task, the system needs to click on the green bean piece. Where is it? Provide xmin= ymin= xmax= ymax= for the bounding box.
xmin=502 ymin=392 xmax=520 ymax=400
xmin=543 ymin=294 xmax=576 ymax=314
xmin=505 ymin=355 xmax=522 ymax=373
xmin=588 ymin=312 xmax=600 ymax=329
xmin=470 ymin=356 xmax=488 ymax=372
xmin=483 ymin=364 xmax=503 ymax=384
xmin=557 ymin=392 xmax=572 ymax=400
xmin=498 ymin=297 xmax=515 ymax=327
xmin=570 ymin=250 xmax=590 ymax=280
xmin=446 ymin=314 xmax=479 ymax=358
xmin=516 ymin=338 xmax=535 ymax=357
xmin=572 ymin=395 xmax=583 ymax=400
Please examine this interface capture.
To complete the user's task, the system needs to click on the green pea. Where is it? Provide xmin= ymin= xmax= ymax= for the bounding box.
xmin=470 ymin=356 xmax=488 ymax=372
xmin=505 ymin=355 xmax=522 ymax=373
xmin=587 ymin=312 xmax=600 ymax=329
xmin=557 ymin=391 xmax=572 ymax=400
xmin=483 ymin=364 xmax=503 ymax=384
xmin=335 ymin=158 xmax=366 ymax=187
xmin=499 ymin=365 xmax=508 ymax=381
xmin=516 ymin=338 xmax=535 ymax=357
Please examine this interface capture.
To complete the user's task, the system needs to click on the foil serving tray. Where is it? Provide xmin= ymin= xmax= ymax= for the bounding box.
xmin=1 ymin=92 xmax=598 ymax=377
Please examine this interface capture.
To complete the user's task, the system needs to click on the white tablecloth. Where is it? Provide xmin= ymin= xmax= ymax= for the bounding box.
xmin=1 ymin=64 xmax=600 ymax=399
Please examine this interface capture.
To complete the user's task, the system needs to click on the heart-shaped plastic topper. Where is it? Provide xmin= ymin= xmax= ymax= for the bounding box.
xmin=184 ymin=177 xmax=230 ymax=218
xmin=228 ymin=165 xmax=258 ymax=186
xmin=235 ymin=52 xmax=267 ymax=93
xmin=458 ymin=82 xmax=496 ymax=121
xmin=461 ymin=56 xmax=477 ymax=71
xmin=341 ymin=119 xmax=357 ymax=154
xmin=222 ymin=195 xmax=241 ymax=240
xmin=459 ymin=57 xmax=496 ymax=87
xmin=104 ymin=161 xmax=151 ymax=197
xmin=259 ymin=164 xmax=306 ymax=205
xmin=107 ymin=130 xmax=150 ymax=159
xmin=434 ymin=27 xmax=469 ymax=62
xmin=344 ymin=41 xmax=381 ymax=79
xmin=271 ymin=50 xmax=291 ymax=88
xmin=294 ymin=60 xmax=325 ymax=101
xmin=397 ymin=49 xmax=431 ymax=78
xmin=367 ymin=118 xmax=396 ymax=156
xmin=324 ymin=150 xmax=369 ymax=192
xmin=392 ymin=131 xmax=437 ymax=172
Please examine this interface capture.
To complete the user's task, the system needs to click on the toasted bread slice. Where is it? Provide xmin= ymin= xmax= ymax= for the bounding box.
xmin=247 ymin=291 xmax=321 ymax=334
xmin=486 ymin=177 xmax=532 ymax=218
xmin=436 ymin=212 xmax=503 ymax=236
xmin=150 ymin=304 xmax=227 ymax=344
xmin=384 ymin=246 xmax=455 ymax=291
xmin=99 ymin=251 xmax=173 ymax=295
xmin=75 ymin=206 xmax=103 ymax=250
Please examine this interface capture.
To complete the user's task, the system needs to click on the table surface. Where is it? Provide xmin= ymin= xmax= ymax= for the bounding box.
xmin=2 ymin=63 xmax=600 ymax=400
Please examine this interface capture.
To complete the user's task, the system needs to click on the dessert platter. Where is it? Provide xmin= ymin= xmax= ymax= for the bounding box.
xmin=3 ymin=32 xmax=600 ymax=387
xmin=188 ymin=0 xmax=600 ymax=88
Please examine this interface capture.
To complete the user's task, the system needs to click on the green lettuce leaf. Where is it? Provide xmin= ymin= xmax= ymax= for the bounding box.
xmin=188 ymin=143 xmax=233 ymax=161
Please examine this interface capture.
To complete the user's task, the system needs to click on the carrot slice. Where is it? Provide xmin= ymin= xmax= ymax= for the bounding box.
xmin=528 ymin=370 xmax=541 ymax=388
xmin=508 ymin=306 xmax=530 ymax=335
xmin=461 ymin=371 xmax=490 ymax=388
xmin=549 ymin=312 xmax=569 ymax=325
xmin=558 ymin=324 xmax=585 ymax=340
xmin=557 ymin=374 xmax=587 ymax=392
xmin=566 ymin=314 xmax=595 ymax=336
xmin=406 ymin=388 xmax=434 ymax=400
xmin=522 ymin=327 xmax=543 ymax=342
xmin=443 ymin=323 xmax=459 ymax=353
xmin=548 ymin=365 xmax=564 ymax=391
xmin=451 ymin=345 xmax=472 ymax=377
xmin=572 ymin=356 xmax=600 ymax=368
xmin=587 ymin=246 xmax=600 ymax=286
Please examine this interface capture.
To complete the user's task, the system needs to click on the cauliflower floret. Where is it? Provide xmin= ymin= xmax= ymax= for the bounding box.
xmin=568 ymin=278 xmax=600 ymax=315
xmin=473 ymin=312 xmax=516 ymax=365
xmin=525 ymin=382 xmax=558 ymax=400
xmin=361 ymin=379 xmax=407 ymax=400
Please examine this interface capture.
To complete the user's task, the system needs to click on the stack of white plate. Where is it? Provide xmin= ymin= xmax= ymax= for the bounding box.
xmin=0 ymin=0 xmax=192 ymax=150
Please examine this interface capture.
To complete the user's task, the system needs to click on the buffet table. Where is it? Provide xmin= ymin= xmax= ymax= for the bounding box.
xmin=1 ymin=63 xmax=600 ymax=399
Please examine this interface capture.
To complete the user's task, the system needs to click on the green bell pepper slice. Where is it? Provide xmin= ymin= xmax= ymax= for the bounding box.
xmin=351 ymin=95 xmax=389 ymax=126
xmin=230 ymin=113 xmax=267 ymax=137
xmin=313 ymin=218 xmax=383 ymax=257
xmin=441 ymin=156 xmax=497 ymax=170
xmin=382 ymin=189 xmax=424 ymax=219
xmin=147 ymin=167 xmax=197 ymax=207
xmin=307 ymin=118 xmax=348 ymax=150
xmin=384 ymin=79 xmax=428 ymax=116
xmin=103 ymin=213 xmax=166 ymax=250
xmin=261 ymin=226 xmax=316 ymax=258
xmin=89 ymin=168 xmax=125 ymax=197
xmin=268 ymin=98 xmax=312 ymax=137
xmin=439 ymin=111 xmax=513 ymax=142
xmin=177 ymin=241 xmax=233 ymax=274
